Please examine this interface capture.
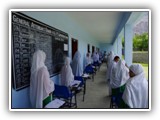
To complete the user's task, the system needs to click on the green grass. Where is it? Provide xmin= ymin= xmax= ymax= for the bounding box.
xmin=122 ymin=55 xmax=124 ymax=60
xmin=140 ymin=63 xmax=148 ymax=67
xmin=133 ymin=51 xmax=148 ymax=53
xmin=133 ymin=63 xmax=148 ymax=80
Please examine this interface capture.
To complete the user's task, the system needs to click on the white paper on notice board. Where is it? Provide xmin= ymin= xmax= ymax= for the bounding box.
xmin=64 ymin=44 xmax=68 ymax=51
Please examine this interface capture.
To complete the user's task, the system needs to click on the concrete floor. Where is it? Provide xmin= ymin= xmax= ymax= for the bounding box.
xmin=76 ymin=63 xmax=111 ymax=108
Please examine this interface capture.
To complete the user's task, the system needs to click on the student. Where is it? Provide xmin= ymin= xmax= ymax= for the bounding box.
xmin=110 ymin=60 xmax=129 ymax=107
xmin=30 ymin=50 xmax=54 ymax=108
xmin=85 ymin=53 xmax=92 ymax=67
xmin=71 ymin=51 xmax=83 ymax=76
xmin=108 ymin=56 xmax=120 ymax=82
xmin=106 ymin=51 xmax=114 ymax=68
xmin=61 ymin=57 xmax=74 ymax=86
xmin=106 ymin=51 xmax=115 ymax=81
xmin=122 ymin=64 xmax=148 ymax=108
xmin=84 ymin=52 xmax=95 ymax=76
xmin=97 ymin=52 xmax=102 ymax=64
xmin=110 ymin=59 xmax=129 ymax=89
xmin=107 ymin=56 xmax=120 ymax=95
xmin=92 ymin=51 xmax=98 ymax=63
xmin=96 ymin=52 xmax=100 ymax=62
xmin=88 ymin=51 xmax=93 ymax=64
xmin=99 ymin=51 xmax=103 ymax=62
xmin=92 ymin=51 xmax=101 ymax=68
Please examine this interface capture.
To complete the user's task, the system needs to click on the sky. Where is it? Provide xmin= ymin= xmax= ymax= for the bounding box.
xmin=0 ymin=0 xmax=159 ymax=120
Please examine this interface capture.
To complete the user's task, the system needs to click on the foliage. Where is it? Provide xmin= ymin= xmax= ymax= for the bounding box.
xmin=121 ymin=32 xmax=148 ymax=51
xmin=133 ymin=32 xmax=148 ymax=51
xmin=122 ymin=37 xmax=125 ymax=48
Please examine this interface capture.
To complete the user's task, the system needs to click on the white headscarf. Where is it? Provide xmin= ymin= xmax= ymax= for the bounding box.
xmin=31 ymin=50 xmax=46 ymax=73
xmin=106 ymin=51 xmax=115 ymax=81
xmin=71 ymin=51 xmax=83 ymax=76
xmin=61 ymin=57 xmax=74 ymax=86
xmin=85 ymin=53 xmax=92 ymax=67
xmin=106 ymin=60 xmax=117 ymax=82
xmin=93 ymin=52 xmax=99 ymax=62
xmin=30 ymin=50 xmax=54 ymax=108
xmin=122 ymin=64 xmax=148 ymax=108
xmin=130 ymin=64 xmax=144 ymax=75
xmin=107 ymin=51 xmax=114 ymax=68
xmin=110 ymin=60 xmax=129 ymax=88
xmin=96 ymin=53 xmax=100 ymax=61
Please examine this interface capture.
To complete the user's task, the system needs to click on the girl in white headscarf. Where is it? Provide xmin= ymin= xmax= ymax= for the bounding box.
xmin=106 ymin=51 xmax=115 ymax=81
xmin=122 ymin=64 xmax=148 ymax=108
xmin=107 ymin=51 xmax=114 ymax=68
xmin=110 ymin=60 xmax=129 ymax=89
xmin=107 ymin=56 xmax=120 ymax=95
xmin=71 ymin=51 xmax=83 ymax=76
xmin=92 ymin=52 xmax=99 ymax=63
xmin=30 ymin=50 xmax=54 ymax=108
xmin=61 ymin=57 xmax=74 ymax=86
xmin=85 ymin=53 xmax=92 ymax=67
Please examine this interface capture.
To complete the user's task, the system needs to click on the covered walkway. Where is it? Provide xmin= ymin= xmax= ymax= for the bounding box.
xmin=10 ymin=10 xmax=150 ymax=109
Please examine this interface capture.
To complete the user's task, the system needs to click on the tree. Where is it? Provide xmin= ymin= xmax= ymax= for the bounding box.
xmin=133 ymin=32 xmax=148 ymax=51
xmin=122 ymin=37 xmax=124 ymax=48
xmin=121 ymin=32 xmax=148 ymax=51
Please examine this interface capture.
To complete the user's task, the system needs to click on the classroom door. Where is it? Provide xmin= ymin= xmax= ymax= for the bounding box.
xmin=72 ymin=38 xmax=78 ymax=59
xmin=87 ymin=44 xmax=90 ymax=53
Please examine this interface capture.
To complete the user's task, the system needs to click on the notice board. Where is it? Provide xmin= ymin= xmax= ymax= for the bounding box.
xmin=11 ymin=12 xmax=69 ymax=90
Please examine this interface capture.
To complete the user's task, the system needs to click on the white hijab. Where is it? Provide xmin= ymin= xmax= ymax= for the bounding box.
xmin=107 ymin=51 xmax=114 ymax=68
xmin=30 ymin=50 xmax=54 ymax=108
xmin=110 ymin=60 xmax=129 ymax=88
xmin=71 ymin=51 xmax=83 ymax=76
xmin=61 ymin=57 xmax=74 ymax=86
xmin=93 ymin=52 xmax=99 ymax=62
xmin=106 ymin=60 xmax=117 ymax=82
xmin=85 ymin=53 xmax=92 ymax=67
xmin=106 ymin=51 xmax=115 ymax=81
xmin=122 ymin=64 xmax=148 ymax=108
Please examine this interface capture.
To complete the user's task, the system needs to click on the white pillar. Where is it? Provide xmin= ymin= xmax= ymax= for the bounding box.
xmin=113 ymin=38 xmax=117 ymax=54
xmin=117 ymin=36 xmax=122 ymax=58
xmin=124 ymin=24 xmax=133 ymax=66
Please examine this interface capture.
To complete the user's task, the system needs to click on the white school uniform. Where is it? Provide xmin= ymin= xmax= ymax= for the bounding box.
xmin=71 ymin=51 xmax=83 ymax=76
xmin=110 ymin=60 xmax=129 ymax=89
xmin=30 ymin=50 xmax=54 ymax=108
xmin=61 ymin=57 xmax=74 ymax=86
xmin=122 ymin=64 xmax=148 ymax=108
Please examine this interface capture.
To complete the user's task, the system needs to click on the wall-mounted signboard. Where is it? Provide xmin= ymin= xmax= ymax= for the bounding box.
xmin=12 ymin=12 xmax=68 ymax=91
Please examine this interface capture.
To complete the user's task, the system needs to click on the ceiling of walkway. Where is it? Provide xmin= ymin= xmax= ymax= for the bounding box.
xmin=66 ymin=12 xmax=126 ymax=44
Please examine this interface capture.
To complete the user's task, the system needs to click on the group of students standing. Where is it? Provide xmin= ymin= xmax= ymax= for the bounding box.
xmin=61 ymin=50 xmax=103 ymax=86
xmin=29 ymin=49 xmax=148 ymax=109
xmin=106 ymin=51 xmax=148 ymax=108
xmin=29 ymin=49 xmax=102 ymax=108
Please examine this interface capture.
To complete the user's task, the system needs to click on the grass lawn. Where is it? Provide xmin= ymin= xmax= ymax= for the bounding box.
xmin=134 ymin=63 xmax=148 ymax=80
xmin=133 ymin=51 xmax=148 ymax=53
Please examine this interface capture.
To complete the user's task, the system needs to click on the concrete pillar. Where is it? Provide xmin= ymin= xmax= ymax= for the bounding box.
xmin=117 ymin=36 xmax=122 ymax=58
xmin=113 ymin=38 xmax=118 ymax=54
xmin=124 ymin=24 xmax=133 ymax=66
xmin=68 ymin=35 xmax=72 ymax=58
